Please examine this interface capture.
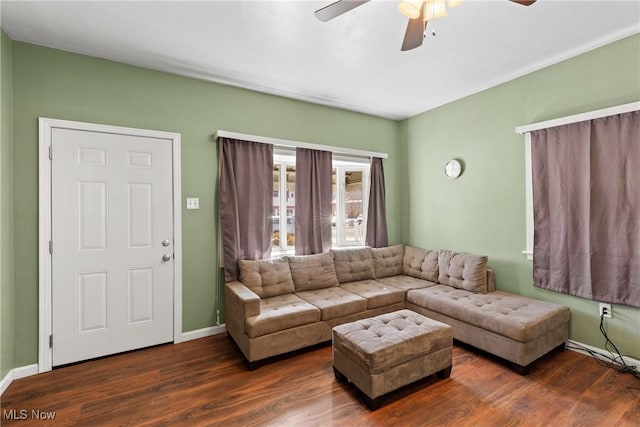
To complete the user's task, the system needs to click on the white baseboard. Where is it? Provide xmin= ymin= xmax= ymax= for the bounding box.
xmin=567 ymin=340 xmax=640 ymax=370
xmin=0 ymin=370 xmax=13 ymax=396
xmin=181 ymin=324 xmax=226 ymax=342
xmin=1 ymin=364 xmax=39 ymax=396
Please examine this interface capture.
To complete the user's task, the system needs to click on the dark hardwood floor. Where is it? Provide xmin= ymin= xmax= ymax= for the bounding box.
xmin=2 ymin=333 xmax=639 ymax=426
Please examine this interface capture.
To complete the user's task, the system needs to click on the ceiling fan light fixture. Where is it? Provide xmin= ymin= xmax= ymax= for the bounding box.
xmin=316 ymin=0 xmax=537 ymax=52
xmin=398 ymin=0 xmax=424 ymax=19
xmin=424 ymin=0 xmax=448 ymax=21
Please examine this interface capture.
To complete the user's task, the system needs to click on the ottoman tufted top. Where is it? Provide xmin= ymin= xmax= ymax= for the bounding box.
xmin=333 ymin=310 xmax=452 ymax=373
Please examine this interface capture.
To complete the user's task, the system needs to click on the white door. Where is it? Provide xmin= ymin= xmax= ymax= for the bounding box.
xmin=51 ymin=127 xmax=174 ymax=366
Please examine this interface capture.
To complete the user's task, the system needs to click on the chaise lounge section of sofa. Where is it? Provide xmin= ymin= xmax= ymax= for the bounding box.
xmin=224 ymin=245 xmax=570 ymax=373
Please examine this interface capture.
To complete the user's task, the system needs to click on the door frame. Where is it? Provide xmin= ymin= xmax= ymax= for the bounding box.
xmin=38 ymin=117 xmax=183 ymax=372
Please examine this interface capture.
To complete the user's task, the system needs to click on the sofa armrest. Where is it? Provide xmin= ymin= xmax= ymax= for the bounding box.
xmin=486 ymin=268 xmax=496 ymax=292
xmin=225 ymin=281 xmax=261 ymax=318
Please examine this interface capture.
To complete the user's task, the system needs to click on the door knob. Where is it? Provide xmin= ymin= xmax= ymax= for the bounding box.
xmin=162 ymin=239 xmax=170 ymax=247
xmin=162 ymin=254 xmax=172 ymax=262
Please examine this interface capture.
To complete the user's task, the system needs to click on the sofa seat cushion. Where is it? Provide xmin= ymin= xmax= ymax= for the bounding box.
xmin=288 ymin=252 xmax=339 ymax=291
xmin=332 ymin=247 xmax=375 ymax=283
xmin=375 ymin=275 xmax=437 ymax=292
xmin=339 ymin=280 xmax=405 ymax=309
xmin=238 ymin=257 xmax=294 ymax=298
xmin=371 ymin=245 xmax=404 ymax=278
xmin=333 ymin=309 xmax=452 ymax=373
xmin=407 ymin=286 xmax=570 ymax=343
xmin=245 ymin=294 xmax=321 ymax=339
xmin=403 ymin=246 xmax=439 ymax=282
xmin=296 ymin=287 xmax=367 ymax=320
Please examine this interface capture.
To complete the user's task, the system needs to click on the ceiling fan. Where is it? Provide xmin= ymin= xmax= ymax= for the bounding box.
xmin=315 ymin=0 xmax=537 ymax=51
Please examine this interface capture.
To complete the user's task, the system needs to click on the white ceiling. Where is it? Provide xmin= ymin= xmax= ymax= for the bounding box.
xmin=2 ymin=1 xmax=639 ymax=120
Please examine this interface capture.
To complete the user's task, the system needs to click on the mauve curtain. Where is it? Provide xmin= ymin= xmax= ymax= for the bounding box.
xmin=365 ymin=157 xmax=389 ymax=248
xmin=531 ymin=111 xmax=640 ymax=307
xmin=219 ymin=138 xmax=273 ymax=282
xmin=295 ymin=148 xmax=332 ymax=255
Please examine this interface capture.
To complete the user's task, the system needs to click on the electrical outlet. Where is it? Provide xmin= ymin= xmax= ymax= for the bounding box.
xmin=599 ymin=303 xmax=612 ymax=319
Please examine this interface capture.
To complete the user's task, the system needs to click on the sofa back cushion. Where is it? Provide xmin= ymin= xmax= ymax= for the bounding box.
xmin=331 ymin=247 xmax=375 ymax=283
xmin=371 ymin=245 xmax=404 ymax=278
xmin=238 ymin=257 xmax=295 ymax=298
xmin=438 ymin=249 xmax=488 ymax=293
xmin=288 ymin=252 xmax=339 ymax=291
xmin=403 ymin=246 xmax=439 ymax=282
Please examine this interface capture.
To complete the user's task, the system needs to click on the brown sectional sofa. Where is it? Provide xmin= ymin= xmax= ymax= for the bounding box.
xmin=225 ymin=245 xmax=570 ymax=373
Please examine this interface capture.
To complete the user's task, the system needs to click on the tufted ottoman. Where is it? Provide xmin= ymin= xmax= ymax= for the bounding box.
xmin=332 ymin=309 xmax=452 ymax=410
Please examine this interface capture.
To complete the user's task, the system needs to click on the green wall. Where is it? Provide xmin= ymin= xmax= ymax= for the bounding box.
xmin=10 ymin=42 xmax=403 ymax=367
xmin=1 ymin=29 xmax=15 ymax=380
xmin=4 ymin=32 xmax=640 ymax=371
xmin=402 ymin=34 xmax=640 ymax=358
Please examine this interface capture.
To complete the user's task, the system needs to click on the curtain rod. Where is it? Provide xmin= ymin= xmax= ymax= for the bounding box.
xmin=214 ymin=130 xmax=388 ymax=159
xmin=515 ymin=101 xmax=640 ymax=135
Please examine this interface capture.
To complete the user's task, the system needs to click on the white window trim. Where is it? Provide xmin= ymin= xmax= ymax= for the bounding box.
xmin=516 ymin=101 xmax=640 ymax=261
xmin=522 ymin=132 xmax=534 ymax=260
xmin=215 ymin=130 xmax=388 ymax=159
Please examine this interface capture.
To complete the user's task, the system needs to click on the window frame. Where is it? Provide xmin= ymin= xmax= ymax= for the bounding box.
xmin=272 ymin=153 xmax=296 ymax=256
xmin=333 ymin=163 xmax=370 ymax=248
xmin=270 ymin=151 xmax=370 ymax=257
xmin=523 ymin=133 xmax=534 ymax=260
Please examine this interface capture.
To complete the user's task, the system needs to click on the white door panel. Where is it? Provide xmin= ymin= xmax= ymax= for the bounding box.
xmin=52 ymin=128 xmax=174 ymax=366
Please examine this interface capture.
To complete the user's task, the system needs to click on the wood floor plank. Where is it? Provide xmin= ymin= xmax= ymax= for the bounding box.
xmin=1 ymin=333 xmax=639 ymax=426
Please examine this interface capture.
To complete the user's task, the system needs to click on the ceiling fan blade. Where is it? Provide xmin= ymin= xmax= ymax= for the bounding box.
xmin=510 ymin=0 xmax=537 ymax=5
xmin=401 ymin=4 xmax=425 ymax=51
xmin=315 ymin=0 xmax=370 ymax=22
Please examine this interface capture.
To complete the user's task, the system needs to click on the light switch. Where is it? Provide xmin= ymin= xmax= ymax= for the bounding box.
xmin=186 ymin=198 xmax=200 ymax=210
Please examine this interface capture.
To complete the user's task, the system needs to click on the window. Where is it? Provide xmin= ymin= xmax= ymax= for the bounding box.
xmin=517 ymin=102 xmax=640 ymax=261
xmin=271 ymin=151 xmax=369 ymax=255
xmin=516 ymin=103 xmax=640 ymax=308
xmin=272 ymin=156 xmax=296 ymax=253
xmin=332 ymin=163 xmax=369 ymax=247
